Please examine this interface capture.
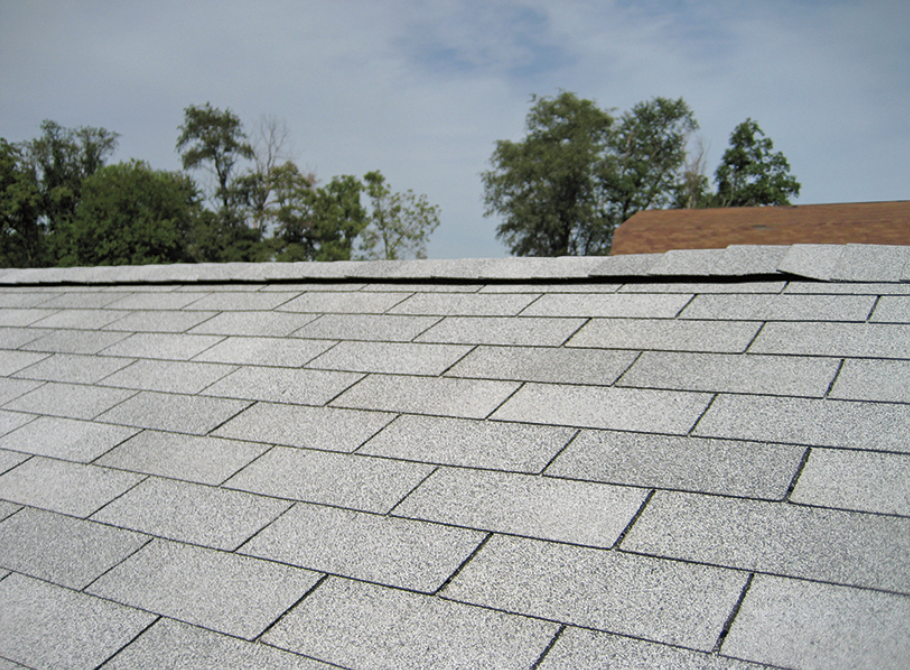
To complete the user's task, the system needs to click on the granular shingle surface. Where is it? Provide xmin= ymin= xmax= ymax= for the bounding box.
xmin=1 ymin=245 xmax=909 ymax=669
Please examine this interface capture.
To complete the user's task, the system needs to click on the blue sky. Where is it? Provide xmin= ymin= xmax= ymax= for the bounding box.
xmin=2 ymin=1 xmax=908 ymax=258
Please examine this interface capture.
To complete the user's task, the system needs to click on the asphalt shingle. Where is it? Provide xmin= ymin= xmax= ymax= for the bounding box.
xmin=443 ymin=534 xmax=747 ymax=651
xmin=622 ymin=490 xmax=910 ymax=593
xmin=0 ymin=573 xmax=154 ymax=670
xmin=395 ymin=467 xmax=647 ymax=547
xmin=3 ymin=247 xmax=909 ymax=667
xmin=546 ymin=430 xmax=804 ymax=499
xmin=263 ymin=577 xmax=558 ymax=670
xmin=87 ymin=539 xmax=321 ymax=640
xmin=240 ymin=502 xmax=485 ymax=592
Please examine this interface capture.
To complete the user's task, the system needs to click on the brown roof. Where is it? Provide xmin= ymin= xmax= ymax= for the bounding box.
xmin=612 ymin=201 xmax=910 ymax=255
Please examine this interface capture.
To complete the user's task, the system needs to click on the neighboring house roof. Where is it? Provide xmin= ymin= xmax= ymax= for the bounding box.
xmin=612 ymin=200 xmax=910 ymax=255
xmin=1 ymin=245 xmax=909 ymax=669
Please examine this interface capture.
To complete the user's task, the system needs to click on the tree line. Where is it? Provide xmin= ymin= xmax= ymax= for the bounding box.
xmin=0 ymin=105 xmax=440 ymax=268
xmin=482 ymin=91 xmax=801 ymax=256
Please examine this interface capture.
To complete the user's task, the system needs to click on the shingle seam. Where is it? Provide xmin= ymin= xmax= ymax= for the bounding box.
xmin=783 ymin=447 xmax=812 ymax=502
xmin=253 ymin=573 xmax=329 ymax=644
xmin=81 ymin=535 xmax=156 ymax=593
xmin=538 ymin=429 xmax=582 ymax=476
xmin=95 ymin=614 xmax=163 ymax=669
xmin=713 ymin=573 xmax=755 ymax=654
xmin=434 ymin=532 xmax=493 ymax=596
xmin=612 ymin=490 xmax=655 ymax=550
xmin=530 ymin=624 xmax=567 ymax=669
xmin=385 ymin=466 xmax=439 ymax=516
xmin=231 ymin=503 xmax=298 ymax=554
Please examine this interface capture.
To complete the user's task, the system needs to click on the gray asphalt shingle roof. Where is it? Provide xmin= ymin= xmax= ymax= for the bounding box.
xmin=1 ymin=243 xmax=909 ymax=669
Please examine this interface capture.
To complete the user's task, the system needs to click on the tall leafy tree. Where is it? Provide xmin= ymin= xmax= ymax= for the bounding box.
xmin=58 ymin=160 xmax=196 ymax=266
xmin=176 ymin=103 xmax=254 ymax=212
xmin=482 ymin=92 xmax=613 ymax=256
xmin=359 ymin=171 xmax=440 ymax=260
xmin=482 ymin=92 xmax=697 ymax=256
xmin=712 ymin=119 xmax=800 ymax=207
xmin=22 ymin=120 xmax=119 ymax=254
xmin=604 ymin=97 xmax=698 ymax=223
xmin=0 ymin=139 xmax=43 ymax=266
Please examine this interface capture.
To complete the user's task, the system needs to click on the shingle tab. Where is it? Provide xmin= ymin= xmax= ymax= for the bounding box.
xmin=538 ymin=627 xmax=766 ymax=670
xmin=98 ymin=358 xmax=237 ymax=394
xmin=12 ymin=352 xmax=133 ymax=383
xmin=830 ymin=244 xmax=910 ymax=282
xmin=224 ymin=447 xmax=434 ymax=513
xmin=829 ymin=358 xmax=910 ymax=401
xmin=95 ymin=391 xmax=249 ymax=434
xmin=443 ymin=535 xmax=747 ymax=651
xmin=491 ymin=383 xmax=712 ymax=434
xmin=0 ymin=507 xmax=148 ymax=589
xmin=0 ymin=456 xmax=143 ymax=517
xmin=694 ymin=394 xmax=910 ymax=452
xmin=622 ymin=491 xmax=910 ymax=593
xmin=0 ymin=573 xmax=155 ymax=670
xmin=389 ymin=292 xmax=539 ymax=316
xmin=790 ymin=448 xmax=910 ymax=516
xmin=0 ymin=410 xmax=33 ymax=438
xmin=0 ymin=350 xmax=50 ymax=376
xmin=101 ymin=309 xmax=218 ymax=333
xmin=21 ymin=328 xmax=130 ymax=354
xmin=870 ymin=295 xmax=910 ymax=323
xmin=332 ymin=375 xmax=520 ymax=419
xmin=87 ymin=539 xmax=321 ymax=640
xmin=213 ymin=402 xmax=395 ymax=452
xmin=646 ymin=248 xmax=726 ymax=275
xmin=618 ymin=351 xmax=838 ymax=397
xmin=522 ymin=292 xmax=691 ymax=318
xmin=96 ymin=430 xmax=268 ymax=485
xmin=30 ymin=308 xmax=129 ymax=330
xmin=0 ymin=416 xmax=138 ymax=462
xmin=263 ymin=577 xmax=558 ymax=670
xmin=415 ymin=316 xmax=586 ymax=346
xmin=103 ymin=618 xmax=330 ymax=670
xmin=446 ymin=345 xmax=637 ymax=385
xmin=277 ymin=291 xmax=411 ymax=314
xmin=188 ymin=310 xmax=318 ymax=336
xmin=723 ymin=575 xmax=910 ymax=670
xmin=200 ymin=366 xmax=363 ymax=404
xmin=241 ymin=503 xmax=485 ymax=592
xmin=679 ymin=293 xmax=874 ymax=321
xmin=777 ymin=244 xmax=845 ymax=280
xmin=359 ymin=415 xmax=576 ymax=472
xmin=306 ymin=341 xmax=471 ymax=376
xmin=291 ymin=313 xmax=440 ymax=342
xmin=3 ymin=382 xmax=136 ymax=420
xmin=91 ymin=476 xmax=289 ymax=551
xmin=181 ymin=291 xmax=299 ymax=311
xmin=395 ymin=467 xmax=647 ymax=547
xmin=547 ymin=430 xmax=803 ymax=499
xmin=99 ymin=332 xmax=224 ymax=360
xmin=190 ymin=335 xmax=332 ymax=366
xmin=567 ymin=318 xmax=761 ymax=353
xmin=750 ymin=321 xmax=910 ymax=358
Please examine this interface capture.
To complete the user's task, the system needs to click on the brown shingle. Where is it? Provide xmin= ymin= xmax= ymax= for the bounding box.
xmin=612 ymin=201 xmax=910 ymax=254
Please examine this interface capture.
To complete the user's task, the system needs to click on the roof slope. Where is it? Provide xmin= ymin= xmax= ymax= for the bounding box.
xmin=612 ymin=201 xmax=910 ymax=254
xmin=1 ymin=246 xmax=909 ymax=669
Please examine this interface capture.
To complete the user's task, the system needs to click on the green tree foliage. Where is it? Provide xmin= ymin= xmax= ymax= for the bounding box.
xmin=359 ymin=171 xmax=440 ymax=260
xmin=58 ymin=160 xmax=196 ymax=266
xmin=482 ymin=92 xmax=696 ymax=256
xmin=0 ymin=139 xmax=44 ymax=266
xmin=176 ymin=103 xmax=254 ymax=212
xmin=482 ymin=92 xmax=613 ymax=256
xmin=712 ymin=118 xmax=801 ymax=207
xmin=26 ymin=120 xmax=119 ymax=235
xmin=267 ymin=165 xmax=367 ymax=262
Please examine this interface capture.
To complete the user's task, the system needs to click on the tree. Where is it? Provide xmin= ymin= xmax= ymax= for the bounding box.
xmin=712 ymin=119 xmax=800 ymax=207
xmin=482 ymin=92 xmax=697 ymax=256
xmin=482 ymin=92 xmax=613 ymax=256
xmin=359 ymin=171 xmax=440 ymax=260
xmin=176 ymin=103 xmax=253 ymax=212
xmin=604 ymin=97 xmax=698 ymax=223
xmin=269 ymin=166 xmax=367 ymax=262
xmin=0 ymin=139 xmax=43 ymax=266
xmin=57 ymin=160 xmax=196 ymax=266
xmin=23 ymin=120 xmax=119 ymax=244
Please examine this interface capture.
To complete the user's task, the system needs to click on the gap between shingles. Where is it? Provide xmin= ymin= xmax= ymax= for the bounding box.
xmin=823 ymin=359 xmax=846 ymax=398
xmin=433 ymin=532 xmax=493 ymax=596
xmin=94 ymin=614 xmax=162 ymax=669
xmin=611 ymin=490 xmax=655 ymax=551
xmin=253 ymin=574 xmax=329 ymax=643
xmin=783 ymin=447 xmax=813 ymax=502
xmin=685 ymin=393 xmax=718 ymax=436
xmin=712 ymin=573 xmax=754 ymax=654
xmin=530 ymin=624 xmax=566 ymax=669
xmin=538 ymin=429 xmax=582 ymax=476
xmin=385 ymin=466 xmax=439 ymax=516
